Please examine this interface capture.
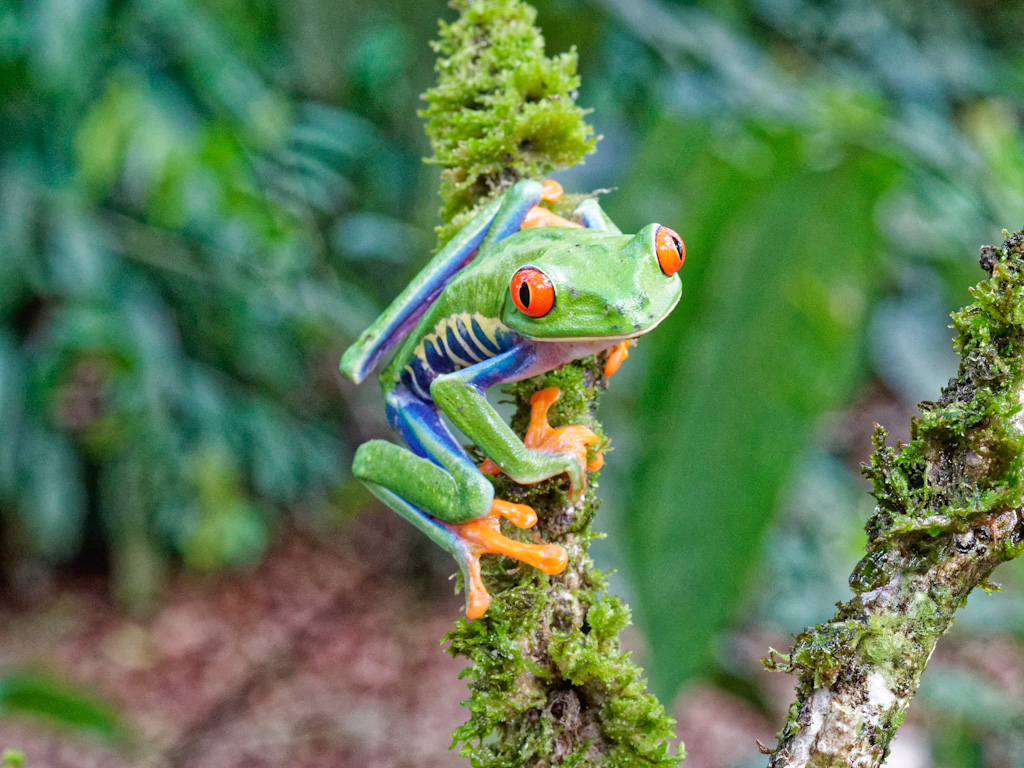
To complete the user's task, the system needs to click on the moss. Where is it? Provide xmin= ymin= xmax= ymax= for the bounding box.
xmin=764 ymin=620 xmax=864 ymax=689
xmin=855 ymin=593 xmax=942 ymax=685
xmin=422 ymin=1 xmax=678 ymax=765
xmin=447 ymin=363 xmax=680 ymax=765
xmin=861 ymin=231 xmax=1024 ymax=545
xmin=421 ymin=0 xmax=597 ymax=245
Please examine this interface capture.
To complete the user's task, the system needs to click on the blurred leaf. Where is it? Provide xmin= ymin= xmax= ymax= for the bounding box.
xmin=919 ymin=665 xmax=1024 ymax=732
xmin=0 ymin=332 xmax=25 ymax=496
xmin=0 ymin=670 xmax=123 ymax=742
xmin=0 ymin=0 xmax=382 ymax=598
xmin=183 ymin=445 xmax=267 ymax=570
xmin=618 ymin=117 xmax=899 ymax=698
xmin=18 ymin=425 xmax=86 ymax=561
xmin=869 ymin=289 xmax=960 ymax=404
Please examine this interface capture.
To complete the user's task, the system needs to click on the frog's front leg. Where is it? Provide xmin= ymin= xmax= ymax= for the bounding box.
xmin=353 ymin=387 xmax=566 ymax=619
xmin=573 ymin=197 xmax=623 ymax=234
xmin=430 ymin=344 xmax=600 ymax=499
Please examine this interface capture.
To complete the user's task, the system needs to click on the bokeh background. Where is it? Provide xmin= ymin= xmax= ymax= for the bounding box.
xmin=1 ymin=0 xmax=1024 ymax=765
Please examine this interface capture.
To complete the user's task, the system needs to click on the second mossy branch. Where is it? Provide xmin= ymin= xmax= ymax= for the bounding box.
xmin=419 ymin=0 xmax=682 ymax=765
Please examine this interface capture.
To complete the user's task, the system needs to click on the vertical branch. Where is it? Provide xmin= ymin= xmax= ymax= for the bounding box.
xmin=764 ymin=230 xmax=1024 ymax=766
xmin=421 ymin=1 xmax=681 ymax=765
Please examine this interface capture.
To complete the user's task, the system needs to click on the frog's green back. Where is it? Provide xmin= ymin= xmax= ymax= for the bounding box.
xmin=339 ymin=194 xmax=507 ymax=385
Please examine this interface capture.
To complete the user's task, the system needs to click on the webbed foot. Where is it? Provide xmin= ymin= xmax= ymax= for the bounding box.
xmin=525 ymin=386 xmax=604 ymax=476
xmin=480 ymin=386 xmax=603 ymax=488
xmin=447 ymin=498 xmax=568 ymax=619
xmin=521 ymin=179 xmax=583 ymax=230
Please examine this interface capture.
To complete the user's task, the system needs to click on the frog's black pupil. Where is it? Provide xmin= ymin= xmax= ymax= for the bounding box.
xmin=519 ymin=281 xmax=531 ymax=308
xmin=672 ymin=237 xmax=682 ymax=258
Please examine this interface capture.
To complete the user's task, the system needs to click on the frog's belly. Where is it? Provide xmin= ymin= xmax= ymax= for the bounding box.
xmin=506 ymin=338 xmax=629 ymax=384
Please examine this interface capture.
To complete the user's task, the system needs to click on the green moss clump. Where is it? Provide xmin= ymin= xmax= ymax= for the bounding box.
xmin=448 ymin=358 xmax=680 ymax=767
xmin=860 ymin=230 xmax=1024 ymax=547
xmin=421 ymin=0 xmax=597 ymax=244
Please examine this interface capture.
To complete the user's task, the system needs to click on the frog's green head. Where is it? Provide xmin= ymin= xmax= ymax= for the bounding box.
xmin=500 ymin=224 xmax=684 ymax=340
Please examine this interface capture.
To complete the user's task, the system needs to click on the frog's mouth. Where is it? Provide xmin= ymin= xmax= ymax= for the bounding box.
xmin=530 ymin=292 xmax=680 ymax=343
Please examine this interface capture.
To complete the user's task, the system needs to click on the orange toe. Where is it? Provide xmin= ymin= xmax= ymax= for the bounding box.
xmin=464 ymin=556 xmax=491 ymax=619
xmin=604 ymin=340 xmax=632 ymax=377
xmin=541 ymin=179 xmax=564 ymax=201
xmin=524 ymin=387 xmax=602 ymax=491
xmin=448 ymin=499 xmax=568 ymax=619
xmin=491 ymin=498 xmax=537 ymax=529
xmin=522 ymin=206 xmax=582 ymax=230
xmin=479 ymin=457 xmax=501 ymax=475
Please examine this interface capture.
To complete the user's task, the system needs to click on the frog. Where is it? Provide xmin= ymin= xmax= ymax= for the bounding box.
xmin=339 ymin=178 xmax=685 ymax=619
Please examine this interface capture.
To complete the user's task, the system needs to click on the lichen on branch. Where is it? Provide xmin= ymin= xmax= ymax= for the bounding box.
xmin=421 ymin=2 xmax=680 ymax=766
xmin=764 ymin=230 xmax=1024 ymax=767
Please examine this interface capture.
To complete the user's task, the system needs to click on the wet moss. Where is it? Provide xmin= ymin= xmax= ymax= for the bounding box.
xmin=421 ymin=0 xmax=597 ymax=245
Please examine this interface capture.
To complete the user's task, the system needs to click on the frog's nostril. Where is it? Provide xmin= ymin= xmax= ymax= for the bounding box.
xmin=655 ymin=226 xmax=685 ymax=276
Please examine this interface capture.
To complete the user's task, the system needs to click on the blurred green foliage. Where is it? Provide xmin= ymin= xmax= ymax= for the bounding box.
xmin=0 ymin=670 xmax=122 ymax=742
xmin=621 ymin=119 xmax=899 ymax=696
xmin=3 ymin=0 xmax=1024 ymax=761
xmin=0 ymin=0 xmax=424 ymax=608
xmin=584 ymin=0 xmax=1024 ymax=702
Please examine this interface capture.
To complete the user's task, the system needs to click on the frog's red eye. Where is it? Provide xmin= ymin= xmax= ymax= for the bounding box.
xmin=655 ymin=226 xmax=685 ymax=276
xmin=510 ymin=267 xmax=555 ymax=318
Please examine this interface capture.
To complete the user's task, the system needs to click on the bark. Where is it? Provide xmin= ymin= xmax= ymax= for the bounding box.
xmin=765 ymin=231 xmax=1024 ymax=766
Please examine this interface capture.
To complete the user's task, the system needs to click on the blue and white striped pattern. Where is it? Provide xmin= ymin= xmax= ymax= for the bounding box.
xmin=398 ymin=312 xmax=520 ymax=400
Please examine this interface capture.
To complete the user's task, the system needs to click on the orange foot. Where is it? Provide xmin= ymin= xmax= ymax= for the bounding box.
xmin=480 ymin=386 xmax=603 ymax=481
xmin=604 ymin=340 xmax=632 ymax=378
xmin=521 ymin=179 xmax=583 ymax=230
xmin=448 ymin=498 xmax=568 ymax=619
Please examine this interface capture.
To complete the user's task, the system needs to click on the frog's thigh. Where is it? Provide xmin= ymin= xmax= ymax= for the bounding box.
xmin=353 ymin=439 xmax=461 ymax=521
xmin=382 ymin=390 xmax=495 ymax=524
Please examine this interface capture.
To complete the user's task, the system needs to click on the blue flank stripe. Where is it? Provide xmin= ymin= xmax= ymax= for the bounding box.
xmin=470 ymin=316 xmax=501 ymax=355
xmin=423 ymin=338 xmax=454 ymax=374
xmin=493 ymin=324 xmax=518 ymax=351
xmin=401 ymin=362 xmax=433 ymax=401
xmin=455 ymin=316 xmax=487 ymax=361
xmin=445 ymin=325 xmax=477 ymax=364
xmin=395 ymin=315 xmax=523 ymax=404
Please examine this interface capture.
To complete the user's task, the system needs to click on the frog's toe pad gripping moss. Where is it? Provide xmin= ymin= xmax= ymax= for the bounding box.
xmin=604 ymin=340 xmax=632 ymax=378
xmin=540 ymin=179 xmax=564 ymax=202
xmin=478 ymin=386 xmax=604 ymax=484
xmin=526 ymin=386 xmax=604 ymax=476
xmin=448 ymin=498 xmax=568 ymax=619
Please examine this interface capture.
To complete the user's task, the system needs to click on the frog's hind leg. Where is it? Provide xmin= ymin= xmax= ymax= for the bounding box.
xmin=353 ymin=388 xmax=567 ymax=618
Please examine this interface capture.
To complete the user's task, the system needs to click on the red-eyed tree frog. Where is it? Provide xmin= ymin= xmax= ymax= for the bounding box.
xmin=340 ymin=179 xmax=685 ymax=619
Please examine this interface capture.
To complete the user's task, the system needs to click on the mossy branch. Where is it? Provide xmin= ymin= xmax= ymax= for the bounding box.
xmin=764 ymin=230 xmax=1024 ymax=766
xmin=421 ymin=2 xmax=680 ymax=765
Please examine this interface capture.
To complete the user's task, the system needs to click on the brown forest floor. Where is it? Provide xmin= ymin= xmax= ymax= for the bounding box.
xmin=0 ymin=505 xmax=784 ymax=768
xmin=0 ymin=513 xmax=469 ymax=768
